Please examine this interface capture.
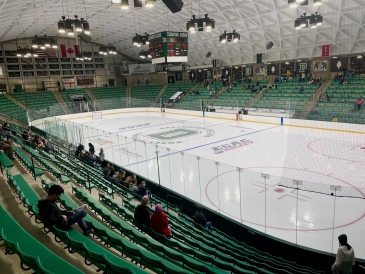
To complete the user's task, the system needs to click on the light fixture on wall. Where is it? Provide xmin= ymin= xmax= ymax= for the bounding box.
xmin=98 ymin=44 xmax=117 ymax=56
xmin=186 ymin=14 xmax=215 ymax=33
xmin=58 ymin=15 xmax=90 ymax=35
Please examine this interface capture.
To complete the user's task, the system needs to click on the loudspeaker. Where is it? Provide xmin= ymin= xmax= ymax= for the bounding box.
xmin=162 ymin=0 xmax=183 ymax=13
xmin=266 ymin=41 xmax=274 ymax=49
xmin=206 ymin=51 xmax=211 ymax=58
xmin=256 ymin=54 xmax=262 ymax=64
xmin=78 ymin=32 xmax=92 ymax=43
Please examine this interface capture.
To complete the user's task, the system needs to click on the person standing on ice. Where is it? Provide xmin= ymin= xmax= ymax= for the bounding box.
xmin=331 ymin=234 xmax=355 ymax=274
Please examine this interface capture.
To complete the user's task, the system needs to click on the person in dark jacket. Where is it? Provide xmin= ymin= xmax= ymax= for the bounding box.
xmin=88 ymin=143 xmax=95 ymax=154
xmin=134 ymin=195 xmax=151 ymax=228
xmin=75 ymin=143 xmax=84 ymax=157
xmin=193 ymin=206 xmax=212 ymax=231
xmin=37 ymin=184 xmax=92 ymax=235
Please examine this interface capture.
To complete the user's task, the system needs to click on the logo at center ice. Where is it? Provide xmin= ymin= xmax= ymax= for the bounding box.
xmin=133 ymin=126 xmax=214 ymax=144
xmin=211 ymin=139 xmax=253 ymax=154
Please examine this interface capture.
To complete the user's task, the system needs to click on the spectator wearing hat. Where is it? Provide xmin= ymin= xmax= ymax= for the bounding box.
xmin=193 ymin=206 xmax=212 ymax=231
xmin=331 ymin=234 xmax=355 ymax=274
xmin=150 ymin=204 xmax=172 ymax=238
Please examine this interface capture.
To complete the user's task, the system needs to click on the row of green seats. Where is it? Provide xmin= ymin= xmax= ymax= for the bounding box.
xmin=0 ymin=173 xmax=83 ymax=274
xmin=0 ymin=95 xmax=27 ymax=122
xmin=10 ymin=172 xmax=148 ymax=274
xmin=13 ymin=146 xmax=44 ymax=178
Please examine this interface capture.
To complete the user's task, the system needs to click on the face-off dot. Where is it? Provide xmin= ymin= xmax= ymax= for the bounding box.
xmin=274 ymin=188 xmax=285 ymax=193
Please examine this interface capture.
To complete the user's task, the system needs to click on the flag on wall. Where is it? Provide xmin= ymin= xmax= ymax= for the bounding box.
xmin=322 ymin=45 xmax=330 ymax=57
xmin=36 ymin=48 xmax=57 ymax=58
xmin=60 ymin=44 xmax=80 ymax=58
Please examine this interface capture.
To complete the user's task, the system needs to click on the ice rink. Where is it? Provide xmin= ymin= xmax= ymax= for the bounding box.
xmin=61 ymin=110 xmax=365 ymax=258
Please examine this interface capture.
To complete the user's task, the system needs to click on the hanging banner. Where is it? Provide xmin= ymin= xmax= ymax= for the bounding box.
xmin=322 ymin=45 xmax=330 ymax=57
xmin=62 ymin=77 xmax=75 ymax=85
xmin=312 ymin=60 xmax=328 ymax=72
xmin=255 ymin=65 xmax=266 ymax=75
xmin=330 ymin=58 xmax=348 ymax=72
xmin=266 ymin=64 xmax=279 ymax=76
xmin=205 ymin=69 xmax=212 ymax=79
xmin=60 ymin=44 xmax=80 ymax=58
xmin=77 ymin=76 xmax=94 ymax=86
xmin=128 ymin=64 xmax=155 ymax=74
xmin=297 ymin=61 xmax=311 ymax=73
xmin=243 ymin=66 xmax=253 ymax=77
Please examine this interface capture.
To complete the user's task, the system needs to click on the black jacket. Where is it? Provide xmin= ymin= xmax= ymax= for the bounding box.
xmin=38 ymin=198 xmax=67 ymax=228
xmin=193 ymin=211 xmax=207 ymax=226
xmin=134 ymin=205 xmax=151 ymax=227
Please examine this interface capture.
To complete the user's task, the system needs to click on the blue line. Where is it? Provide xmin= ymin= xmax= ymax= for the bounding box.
xmin=123 ymin=125 xmax=280 ymax=168
xmin=85 ymin=117 xmax=200 ymax=139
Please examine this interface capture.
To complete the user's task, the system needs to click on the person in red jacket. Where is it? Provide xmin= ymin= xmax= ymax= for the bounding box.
xmin=150 ymin=204 xmax=172 ymax=238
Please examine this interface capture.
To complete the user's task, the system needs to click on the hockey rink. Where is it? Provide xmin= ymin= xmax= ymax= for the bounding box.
xmin=52 ymin=110 xmax=365 ymax=258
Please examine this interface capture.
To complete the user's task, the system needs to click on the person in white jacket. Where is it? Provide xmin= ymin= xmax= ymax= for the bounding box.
xmin=331 ymin=234 xmax=355 ymax=274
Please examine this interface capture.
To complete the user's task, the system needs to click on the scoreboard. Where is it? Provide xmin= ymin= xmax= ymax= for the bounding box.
xmin=148 ymin=32 xmax=188 ymax=64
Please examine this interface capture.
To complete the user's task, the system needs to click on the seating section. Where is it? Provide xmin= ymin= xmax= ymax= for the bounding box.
xmin=0 ymin=202 xmax=84 ymax=274
xmin=91 ymin=86 xmax=127 ymax=110
xmin=176 ymin=85 xmax=219 ymax=111
xmin=7 ymin=172 xmax=148 ymax=274
xmin=307 ymin=75 xmax=365 ymax=123
xmin=60 ymin=89 xmax=93 ymax=113
xmin=0 ymin=95 xmax=27 ymax=123
xmin=11 ymin=91 xmax=65 ymax=116
xmin=211 ymin=82 xmax=266 ymax=108
xmin=160 ymin=83 xmax=196 ymax=102
xmin=253 ymin=81 xmax=318 ymax=112
xmin=131 ymin=85 xmax=163 ymax=107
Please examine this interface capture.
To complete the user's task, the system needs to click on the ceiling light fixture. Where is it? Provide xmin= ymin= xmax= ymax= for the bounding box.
xmin=186 ymin=14 xmax=215 ymax=33
xmin=132 ymin=33 xmax=150 ymax=47
xmin=30 ymin=35 xmax=58 ymax=49
xmin=313 ymin=0 xmax=322 ymax=6
xmin=219 ymin=30 xmax=240 ymax=43
xmin=295 ymin=12 xmax=323 ymax=30
xmin=145 ymin=0 xmax=156 ymax=8
xmin=58 ymin=15 xmax=91 ymax=35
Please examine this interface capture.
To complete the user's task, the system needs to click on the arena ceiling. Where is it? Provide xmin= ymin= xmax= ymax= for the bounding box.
xmin=0 ymin=0 xmax=364 ymax=66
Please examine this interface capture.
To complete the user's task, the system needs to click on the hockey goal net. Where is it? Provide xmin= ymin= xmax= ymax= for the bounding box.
xmin=92 ymin=111 xmax=102 ymax=120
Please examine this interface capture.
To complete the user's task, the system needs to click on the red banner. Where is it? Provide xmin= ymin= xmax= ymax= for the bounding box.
xmin=322 ymin=45 xmax=330 ymax=57
xmin=60 ymin=44 xmax=80 ymax=58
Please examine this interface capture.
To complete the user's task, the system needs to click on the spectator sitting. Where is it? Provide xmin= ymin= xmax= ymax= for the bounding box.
xmin=325 ymin=94 xmax=330 ymax=101
xmin=75 ymin=143 xmax=84 ymax=157
xmin=151 ymin=204 xmax=172 ymax=239
xmin=22 ymin=129 xmax=31 ymax=144
xmin=319 ymin=94 xmax=324 ymax=101
xmin=89 ymin=152 xmax=97 ymax=167
xmin=125 ymin=174 xmax=137 ymax=187
xmin=356 ymin=98 xmax=362 ymax=111
xmin=307 ymin=78 xmax=313 ymax=85
xmin=334 ymin=73 xmax=342 ymax=79
xmin=273 ymin=76 xmax=279 ymax=82
xmin=103 ymin=163 xmax=110 ymax=176
xmin=193 ymin=206 xmax=212 ymax=231
xmin=37 ymin=184 xmax=92 ymax=235
xmin=115 ymin=169 xmax=126 ymax=181
xmin=134 ymin=195 xmax=151 ymax=228
xmin=299 ymin=85 xmax=304 ymax=93
xmin=343 ymin=77 xmax=348 ymax=85
xmin=33 ymin=135 xmax=45 ymax=150
xmin=279 ymin=76 xmax=283 ymax=82
xmin=250 ymin=86 xmax=257 ymax=92
xmin=339 ymin=77 xmax=344 ymax=85
xmin=256 ymin=80 xmax=259 ymax=86
xmin=137 ymin=181 xmax=149 ymax=196
xmin=310 ymin=106 xmax=319 ymax=114
xmin=0 ymin=139 xmax=15 ymax=159
xmin=79 ymin=150 xmax=87 ymax=161
xmin=272 ymin=84 xmax=277 ymax=89
xmin=107 ymin=165 xmax=115 ymax=178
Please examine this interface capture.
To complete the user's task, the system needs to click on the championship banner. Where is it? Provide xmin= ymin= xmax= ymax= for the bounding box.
xmin=77 ymin=76 xmax=94 ymax=86
xmin=322 ymin=45 xmax=330 ymax=57
xmin=128 ymin=64 xmax=155 ymax=74
xmin=62 ymin=77 xmax=75 ymax=85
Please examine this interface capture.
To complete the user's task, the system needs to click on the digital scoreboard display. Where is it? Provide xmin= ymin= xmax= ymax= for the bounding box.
xmin=148 ymin=32 xmax=188 ymax=64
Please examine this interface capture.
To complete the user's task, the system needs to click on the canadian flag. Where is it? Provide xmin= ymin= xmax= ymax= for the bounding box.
xmin=60 ymin=44 xmax=80 ymax=58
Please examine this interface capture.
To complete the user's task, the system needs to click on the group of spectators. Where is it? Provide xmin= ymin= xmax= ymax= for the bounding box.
xmin=319 ymin=94 xmax=330 ymax=101
xmin=134 ymin=197 xmax=213 ymax=240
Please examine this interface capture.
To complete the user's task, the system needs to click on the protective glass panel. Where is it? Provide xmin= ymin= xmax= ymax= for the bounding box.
xmin=157 ymin=146 xmax=172 ymax=190
xmin=182 ymin=153 xmax=201 ymax=203
xmin=200 ymin=157 xmax=218 ymax=212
